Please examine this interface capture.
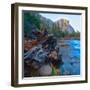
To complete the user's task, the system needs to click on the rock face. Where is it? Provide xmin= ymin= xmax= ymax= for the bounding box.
xmin=54 ymin=19 xmax=75 ymax=33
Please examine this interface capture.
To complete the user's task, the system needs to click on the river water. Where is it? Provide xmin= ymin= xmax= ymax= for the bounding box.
xmin=60 ymin=40 xmax=80 ymax=75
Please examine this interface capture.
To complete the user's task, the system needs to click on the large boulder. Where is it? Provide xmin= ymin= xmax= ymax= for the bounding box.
xmin=38 ymin=64 xmax=52 ymax=76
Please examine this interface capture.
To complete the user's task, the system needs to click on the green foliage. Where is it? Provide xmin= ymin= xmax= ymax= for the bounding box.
xmin=51 ymin=28 xmax=80 ymax=39
xmin=25 ymin=12 xmax=41 ymax=30
xmin=69 ymin=32 xmax=80 ymax=37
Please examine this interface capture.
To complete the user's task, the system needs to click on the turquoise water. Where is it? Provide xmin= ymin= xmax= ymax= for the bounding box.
xmin=60 ymin=40 xmax=80 ymax=75
xmin=68 ymin=40 xmax=80 ymax=58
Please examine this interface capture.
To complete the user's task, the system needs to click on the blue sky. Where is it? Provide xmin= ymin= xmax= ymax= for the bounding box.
xmin=40 ymin=13 xmax=81 ymax=32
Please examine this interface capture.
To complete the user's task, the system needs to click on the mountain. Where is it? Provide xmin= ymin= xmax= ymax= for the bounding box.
xmin=54 ymin=19 xmax=75 ymax=33
xmin=23 ymin=11 xmax=75 ymax=39
xmin=40 ymin=16 xmax=53 ymax=30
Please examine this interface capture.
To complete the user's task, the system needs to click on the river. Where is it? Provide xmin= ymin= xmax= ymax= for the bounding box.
xmin=60 ymin=40 xmax=80 ymax=75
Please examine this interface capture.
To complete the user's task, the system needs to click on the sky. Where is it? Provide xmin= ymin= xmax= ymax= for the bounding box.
xmin=40 ymin=13 xmax=81 ymax=32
